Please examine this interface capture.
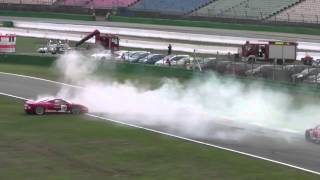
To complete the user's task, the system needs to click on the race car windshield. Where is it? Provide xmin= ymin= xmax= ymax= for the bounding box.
xmin=37 ymin=98 xmax=51 ymax=102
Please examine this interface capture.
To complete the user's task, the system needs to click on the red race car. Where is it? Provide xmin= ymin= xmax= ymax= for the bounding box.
xmin=24 ymin=97 xmax=88 ymax=115
xmin=305 ymin=125 xmax=320 ymax=143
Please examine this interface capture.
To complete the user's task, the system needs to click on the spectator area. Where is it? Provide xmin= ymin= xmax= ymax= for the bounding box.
xmin=0 ymin=0 xmax=56 ymax=5
xmin=130 ymin=0 xmax=212 ymax=14
xmin=191 ymin=0 xmax=300 ymax=20
xmin=191 ymin=0 xmax=244 ymax=17
xmin=60 ymin=0 xmax=137 ymax=8
xmin=271 ymin=0 xmax=320 ymax=23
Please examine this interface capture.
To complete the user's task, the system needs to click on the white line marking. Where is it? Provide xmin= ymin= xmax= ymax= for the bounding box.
xmin=0 ymin=92 xmax=28 ymax=100
xmin=0 ymin=72 xmax=320 ymax=175
xmin=0 ymin=72 xmax=82 ymax=89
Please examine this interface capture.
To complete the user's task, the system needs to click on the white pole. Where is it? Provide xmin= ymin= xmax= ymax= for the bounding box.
xmin=193 ymin=49 xmax=202 ymax=72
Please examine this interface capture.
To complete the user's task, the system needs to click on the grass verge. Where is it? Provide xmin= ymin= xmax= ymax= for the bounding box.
xmin=0 ymin=10 xmax=94 ymax=21
xmin=0 ymin=95 xmax=319 ymax=179
xmin=110 ymin=16 xmax=320 ymax=36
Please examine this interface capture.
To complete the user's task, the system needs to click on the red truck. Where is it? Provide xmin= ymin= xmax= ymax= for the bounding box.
xmin=241 ymin=41 xmax=297 ymax=64
xmin=76 ymin=29 xmax=120 ymax=52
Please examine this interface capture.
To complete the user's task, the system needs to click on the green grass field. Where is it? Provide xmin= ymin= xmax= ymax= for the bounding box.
xmin=0 ymin=95 xmax=319 ymax=179
xmin=0 ymin=10 xmax=94 ymax=21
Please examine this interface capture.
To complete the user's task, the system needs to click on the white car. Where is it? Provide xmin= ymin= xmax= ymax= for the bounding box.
xmin=37 ymin=41 xmax=70 ymax=54
xmin=91 ymin=50 xmax=114 ymax=61
xmin=127 ymin=52 xmax=150 ymax=63
xmin=155 ymin=55 xmax=190 ymax=66
xmin=291 ymin=68 xmax=320 ymax=82
xmin=312 ymin=59 xmax=320 ymax=67
xmin=138 ymin=54 xmax=166 ymax=64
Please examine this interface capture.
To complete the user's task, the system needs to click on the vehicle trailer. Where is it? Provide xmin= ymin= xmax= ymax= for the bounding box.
xmin=0 ymin=34 xmax=16 ymax=53
xmin=241 ymin=41 xmax=297 ymax=64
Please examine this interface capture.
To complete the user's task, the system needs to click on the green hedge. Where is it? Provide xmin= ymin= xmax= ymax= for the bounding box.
xmin=0 ymin=54 xmax=55 ymax=66
xmin=110 ymin=16 xmax=320 ymax=36
xmin=0 ymin=10 xmax=94 ymax=21
xmin=99 ymin=61 xmax=195 ymax=79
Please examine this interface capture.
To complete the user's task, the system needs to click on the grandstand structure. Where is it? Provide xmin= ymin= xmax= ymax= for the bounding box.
xmin=270 ymin=0 xmax=320 ymax=24
xmin=1 ymin=0 xmax=319 ymax=24
xmin=129 ymin=0 xmax=213 ymax=14
xmin=190 ymin=0 xmax=301 ymax=20
xmin=59 ymin=0 xmax=137 ymax=9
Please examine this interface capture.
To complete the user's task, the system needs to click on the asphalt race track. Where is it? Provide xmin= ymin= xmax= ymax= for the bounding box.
xmin=1 ymin=72 xmax=320 ymax=174
xmin=1 ymin=16 xmax=320 ymax=44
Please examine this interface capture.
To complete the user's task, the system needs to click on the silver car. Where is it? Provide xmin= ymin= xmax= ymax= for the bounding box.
xmin=291 ymin=68 xmax=320 ymax=82
xmin=127 ymin=52 xmax=150 ymax=63
xmin=138 ymin=54 xmax=166 ymax=64
xmin=121 ymin=51 xmax=148 ymax=61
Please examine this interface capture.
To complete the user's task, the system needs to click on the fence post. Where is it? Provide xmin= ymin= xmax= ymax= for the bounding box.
xmin=316 ymin=15 xmax=319 ymax=24
xmin=316 ymin=73 xmax=318 ymax=88
xmin=315 ymin=68 xmax=317 ymax=85
xmin=232 ymin=52 xmax=235 ymax=75
xmin=252 ymin=61 xmax=254 ymax=76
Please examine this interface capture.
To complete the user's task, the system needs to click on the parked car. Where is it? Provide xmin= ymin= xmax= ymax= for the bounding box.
xmin=291 ymin=68 xmax=320 ymax=82
xmin=38 ymin=41 xmax=70 ymax=54
xmin=302 ymin=73 xmax=320 ymax=84
xmin=127 ymin=52 xmax=151 ymax=63
xmin=224 ymin=62 xmax=254 ymax=76
xmin=245 ymin=64 xmax=282 ymax=76
xmin=301 ymin=55 xmax=314 ymax=65
xmin=139 ymin=54 xmax=166 ymax=64
xmin=306 ymin=125 xmax=320 ymax=143
xmin=175 ymin=56 xmax=194 ymax=67
xmin=245 ymin=64 xmax=291 ymax=81
xmin=121 ymin=51 xmax=148 ymax=61
xmin=24 ymin=97 xmax=88 ymax=115
xmin=283 ymin=65 xmax=308 ymax=76
xmin=312 ymin=59 xmax=320 ymax=67
xmin=154 ymin=55 xmax=190 ymax=66
xmin=91 ymin=50 xmax=115 ymax=61
xmin=215 ymin=61 xmax=233 ymax=74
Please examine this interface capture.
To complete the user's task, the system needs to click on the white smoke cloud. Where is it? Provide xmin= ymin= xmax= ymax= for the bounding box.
xmin=53 ymin=51 xmax=320 ymax=141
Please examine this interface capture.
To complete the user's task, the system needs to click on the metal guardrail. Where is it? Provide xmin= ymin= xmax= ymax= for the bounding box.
xmin=119 ymin=55 xmax=320 ymax=88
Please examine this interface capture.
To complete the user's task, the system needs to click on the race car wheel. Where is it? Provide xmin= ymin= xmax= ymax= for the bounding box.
xmin=71 ymin=107 xmax=81 ymax=114
xmin=35 ymin=106 xmax=45 ymax=115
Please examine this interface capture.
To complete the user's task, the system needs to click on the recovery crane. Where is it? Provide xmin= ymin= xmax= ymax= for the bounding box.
xmin=76 ymin=29 xmax=120 ymax=52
